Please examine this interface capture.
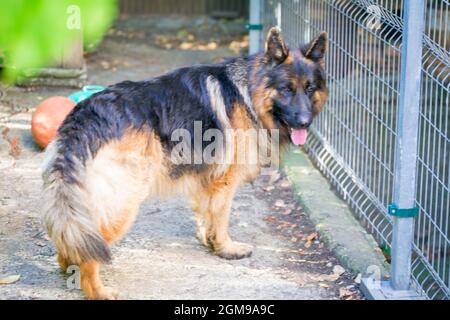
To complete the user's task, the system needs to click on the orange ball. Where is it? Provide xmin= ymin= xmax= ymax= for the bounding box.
xmin=31 ymin=96 xmax=76 ymax=148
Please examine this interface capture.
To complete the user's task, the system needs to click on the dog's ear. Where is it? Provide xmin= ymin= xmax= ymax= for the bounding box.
xmin=265 ymin=27 xmax=289 ymax=65
xmin=302 ymin=31 xmax=328 ymax=62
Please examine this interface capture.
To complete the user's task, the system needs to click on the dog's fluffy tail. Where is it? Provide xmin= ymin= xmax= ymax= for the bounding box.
xmin=42 ymin=140 xmax=111 ymax=265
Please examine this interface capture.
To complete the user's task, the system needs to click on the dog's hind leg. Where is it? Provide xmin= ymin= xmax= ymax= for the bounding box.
xmin=77 ymin=196 xmax=143 ymax=300
xmin=80 ymin=132 xmax=153 ymax=299
xmin=99 ymin=202 xmax=143 ymax=245
xmin=80 ymin=260 xmax=119 ymax=300
xmin=192 ymin=170 xmax=253 ymax=260
xmin=57 ymin=254 xmax=69 ymax=271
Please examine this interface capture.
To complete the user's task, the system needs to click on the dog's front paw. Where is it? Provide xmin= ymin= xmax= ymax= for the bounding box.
xmin=215 ymin=241 xmax=253 ymax=260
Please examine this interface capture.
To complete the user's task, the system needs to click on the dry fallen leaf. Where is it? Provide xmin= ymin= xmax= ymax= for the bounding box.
xmin=179 ymin=42 xmax=194 ymax=50
xmin=2 ymin=128 xmax=21 ymax=158
xmin=314 ymin=273 xmax=340 ymax=282
xmin=0 ymin=275 xmax=20 ymax=285
xmin=324 ymin=273 xmax=340 ymax=282
xmin=268 ymin=171 xmax=281 ymax=184
xmin=304 ymin=232 xmax=318 ymax=248
xmin=205 ymin=42 xmax=217 ymax=50
xmin=274 ymin=200 xmax=286 ymax=208
xmin=9 ymin=137 xmax=21 ymax=158
xmin=339 ymin=287 xmax=353 ymax=299
xmin=333 ymin=265 xmax=346 ymax=276
xmin=280 ymin=180 xmax=290 ymax=188
xmin=2 ymin=127 xmax=9 ymax=138
xmin=36 ymin=240 xmax=46 ymax=247
xmin=100 ymin=61 xmax=110 ymax=69
xmin=306 ymin=232 xmax=318 ymax=242
xmin=263 ymin=215 xmax=277 ymax=222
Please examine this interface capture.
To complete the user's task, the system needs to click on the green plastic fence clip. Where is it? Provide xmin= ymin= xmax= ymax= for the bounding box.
xmin=246 ymin=23 xmax=263 ymax=30
xmin=388 ymin=203 xmax=418 ymax=218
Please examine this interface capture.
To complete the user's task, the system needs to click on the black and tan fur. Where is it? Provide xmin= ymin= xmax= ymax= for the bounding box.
xmin=42 ymin=28 xmax=329 ymax=299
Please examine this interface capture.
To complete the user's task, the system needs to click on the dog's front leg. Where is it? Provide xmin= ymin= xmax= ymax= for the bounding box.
xmin=191 ymin=176 xmax=253 ymax=260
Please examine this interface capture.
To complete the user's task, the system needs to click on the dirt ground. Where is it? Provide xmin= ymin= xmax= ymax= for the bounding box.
xmin=0 ymin=16 xmax=361 ymax=300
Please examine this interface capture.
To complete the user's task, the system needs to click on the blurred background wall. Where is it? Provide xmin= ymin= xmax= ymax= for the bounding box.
xmin=119 ymin=0 xmax=249 ymax=18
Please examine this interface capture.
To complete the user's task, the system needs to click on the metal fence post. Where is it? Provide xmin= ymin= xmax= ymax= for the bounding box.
xmin=390 ymin=0 xmax=425 ymax=291
xmin=249 ymin=0 xmax=262 ymax=54
xmin=276 ymin=1 xmax=281 ymax=29
xmin=361 ymin=0 xmax=425 ymax=299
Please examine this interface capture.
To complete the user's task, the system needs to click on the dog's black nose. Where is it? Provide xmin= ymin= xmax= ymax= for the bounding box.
xmin=296 ymin=114 xmax=312 ymax=128
xmin=299 ymin=120 xmax=312 ymax=128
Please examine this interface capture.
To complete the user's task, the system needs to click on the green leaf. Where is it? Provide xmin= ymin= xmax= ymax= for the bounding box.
xmin=0 ymin=0 xmax=117 ymax=82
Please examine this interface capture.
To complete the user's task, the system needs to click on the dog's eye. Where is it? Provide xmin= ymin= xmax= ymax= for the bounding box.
xmin=304 ymin=82 xmax=315 ymax=95
xmin=280 ymin=85 xmax=294 ymax=94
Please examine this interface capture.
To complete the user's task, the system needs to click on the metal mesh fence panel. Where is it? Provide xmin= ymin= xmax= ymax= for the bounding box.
xmin=261 ymin=0 xmax=449 ymax=299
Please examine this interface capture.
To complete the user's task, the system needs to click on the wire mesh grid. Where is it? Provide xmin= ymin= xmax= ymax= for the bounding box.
xmin=413 ymin=0 xmax=450 ymax=300
xmin=261 ymin=0 xmax=449 ymax=299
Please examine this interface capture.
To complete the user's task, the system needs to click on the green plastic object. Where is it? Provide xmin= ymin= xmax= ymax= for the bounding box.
xmin=246 ymin=23 xmax=263 ymax=30
xmin=68 ymin=85 xmax=105 ymax=103
xmin=388 ymin=203 xmax=419 ymax=218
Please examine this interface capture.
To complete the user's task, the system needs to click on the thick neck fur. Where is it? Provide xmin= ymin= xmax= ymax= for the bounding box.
xmin=224 ymin=54 xmax=272 ymax=128
xmin=224 ymin=54 xmax=289 ymax=168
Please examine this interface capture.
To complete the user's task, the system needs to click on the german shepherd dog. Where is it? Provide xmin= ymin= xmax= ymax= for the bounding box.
xmin=42 ymin=27 xmax=328 ymax=299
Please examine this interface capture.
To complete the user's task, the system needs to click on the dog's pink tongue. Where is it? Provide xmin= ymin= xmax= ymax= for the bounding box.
xmin=291 ymin=128 xmax=308 ymax=146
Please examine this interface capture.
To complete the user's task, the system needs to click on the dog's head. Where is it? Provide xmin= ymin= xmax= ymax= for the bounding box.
xmin=252 ymin=27 xmax=329 ymax=146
